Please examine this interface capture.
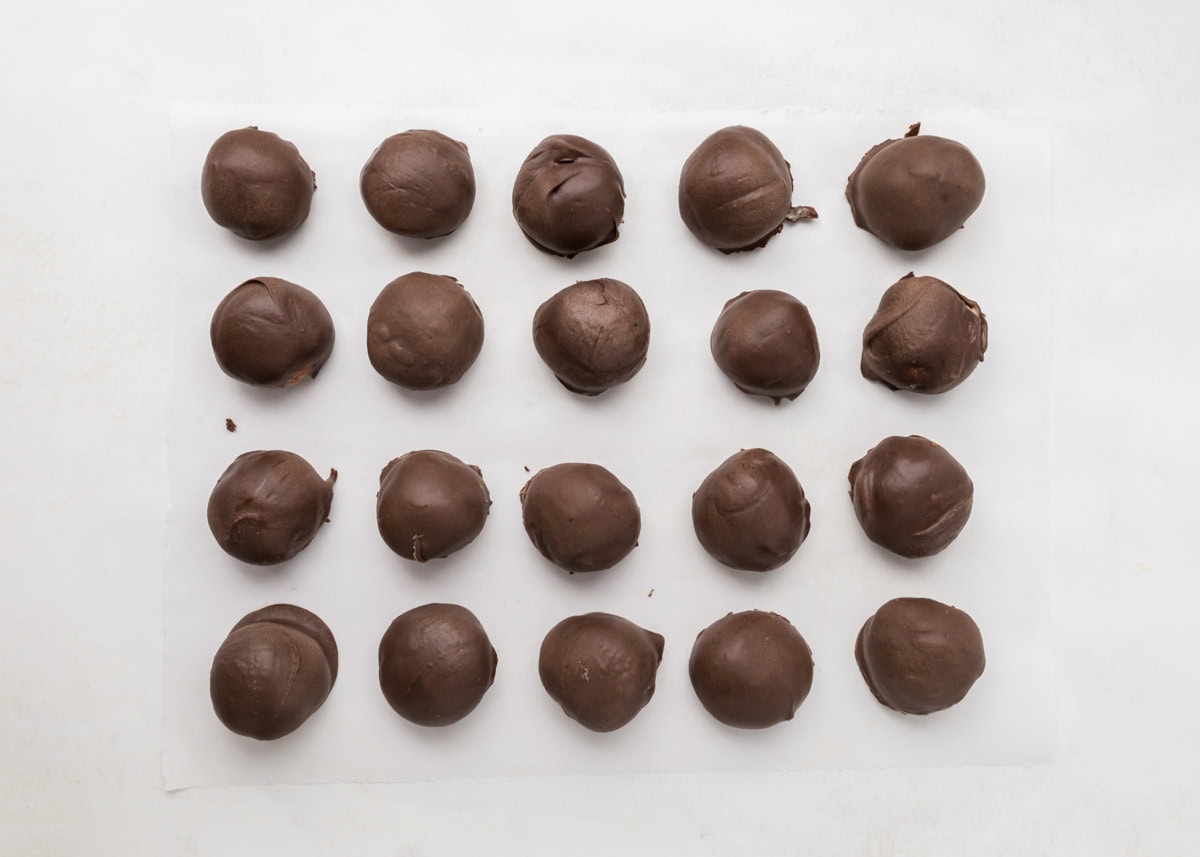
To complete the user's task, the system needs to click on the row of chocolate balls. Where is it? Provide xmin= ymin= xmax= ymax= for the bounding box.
xmin=212 ymin=272 xmax=988 ymax=400
xmin=211 ymin=599 xmax=987 ymax=742
xmin=208 ymin=441 xmax=974 ymax=573
xmin=202 ymin=122 xmax=985 ymax=256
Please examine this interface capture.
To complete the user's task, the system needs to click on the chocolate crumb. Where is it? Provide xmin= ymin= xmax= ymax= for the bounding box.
xmin=225 ymin=418 xmax=237 ymax=432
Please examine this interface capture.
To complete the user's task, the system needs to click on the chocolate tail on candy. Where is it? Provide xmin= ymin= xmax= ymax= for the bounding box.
xmin=785 ymin=204 xmax=819 ymax=222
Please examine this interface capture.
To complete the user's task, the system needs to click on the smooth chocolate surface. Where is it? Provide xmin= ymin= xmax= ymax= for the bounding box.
xmin=210 ymin=277 xmax=335 ymax=387
xmin=367 ymin=272 xmax=484 ymax=390
xmin=201 ymin=127 xmax=315 ymax=241
xmin=207 ymin=450 xmax=336 ymax=565
xmin=532 ymin=278 xmax=650 ymax=395
xmin=855 ymin=597 xmax=985 ymax=714
xmin=210 ymin=603 xmax=338 ymax=740
xmin=861 ymin=273 xmax=987 ymax=394
xmin=512 ymin=135 xmax=625 ymax=257
xmin=360 ymin=130 xmax=476 ymax=238
xmin=376 ymin=450 xmax=491 ymax=562
xmin=710 ymin=290 xmax=820 ymax=403
xmin=846 ymin=123 xmax=985 ymax=251
xmin=848 ymin=435 xmax=973 ymax=559
xmin=520 ymin=463 xmax=641 ymax=572
xmin=692 ymin=448 xmax=811 ymax=572
xmin=539 ymin=613 xmax=664 ymax=732
xmin=689 ymin=610 xmax=813 ymax=729
xmin=678 ymin=126 xmax=817 ymax=253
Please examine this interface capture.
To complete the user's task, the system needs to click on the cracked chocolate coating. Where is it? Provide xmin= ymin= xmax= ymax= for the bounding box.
xmin=520 ymin=463 xmax=641 ymax=572
xmin=360 ymin=130 xmax=476 ymax=238
xmin=848 ymin=435 xmax=973 ymax=558
xmin=201 ymin=127 xmax=315 ymax=241
xmin=210 ymin=277 xmax=335 ymax=387
xmin=710 ymin=289 xmax=821 ymax=403
xmin=539 ymin=613 xmax=664 ymax=732
xmin=512 ymin=135 xmax=625 ymax=257
xmin=207 ymin=450 xmax=336 ymax=565
xmin=846 ymin=123 xmax=985 ymax=251
xmin=689 ymin=610 xmax=813 ymax=729
xmin=210 ymin=603 xmax=338 ymax=740
xmin=692 ymin=448 xmax=811 ymax=572
xmin=378 ymin=603 xmax=498 ymax=726
xmin=856 ymin=597 xmax=985 ymax=714
xmin=376 ymin=450 xmax=491 ymax=562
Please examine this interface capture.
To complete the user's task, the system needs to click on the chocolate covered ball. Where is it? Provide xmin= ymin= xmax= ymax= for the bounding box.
xmin=378 ymin=603 xmax=497 ymax=726
xmin=376 ymin=450 xmax=491 ymax=562
xmin=856 ymin=597 xmax=985 ymax=714
xmin=210 ymin=604 xmax=338 ymax=740
xmin=210 ymin=277 xmax=335 ymax=387
xmin=846 ymin=123 xmax=986 ymax=251
xmin=520 ymin=463 xmax=641 ymax=573
xmin=689 ymin=610 xmax=814 ymax=729
xmin=861 ymin=273 xmax=987 ymax=395
xmin=692 ymin=449 xmax=811 ymax=572
xmin=539 ymin=613 xmax=664 ymax=732
xmin=201 ymin=127 xmax=315 ymax=241
xmin=848 ymin=435 xmax=973 ymax=559
xmin=207 ymin=450 xmax=336 ymax=565
xmin=360 ymin=130 xmax=476 ymax=238
xmin=710 ymin=290 xmax=820 ymax=403
xmin=678 ymin=126 xmax=817 ymax=253
xmin=512 ymin=134 xmax=625 ymax=257
xmin=532 ymin=278 xmax=650 ymax=395
xmin=366 ymin=272 xmax=484 ymax=390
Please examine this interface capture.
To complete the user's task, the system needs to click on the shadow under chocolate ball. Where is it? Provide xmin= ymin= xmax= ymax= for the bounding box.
xmin=376 ymin=450 xmax=491 ymax=562
xmin=360 ymin=130 xmax=476 ymax=239
xmin=201 ymin=127 xmax=315 ymax=241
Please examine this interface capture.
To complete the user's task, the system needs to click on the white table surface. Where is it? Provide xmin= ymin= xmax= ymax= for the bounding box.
xmin=1 ymin=1 xmax=1196 ymax=853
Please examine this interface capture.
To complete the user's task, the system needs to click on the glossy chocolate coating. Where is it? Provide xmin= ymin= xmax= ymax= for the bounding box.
xmin=846 ymin=123 xmax=985 ymax=251
xmin=376 ymin=450 xmax=491 ymax=562
xmin=207 ymin=450 xmax=336 ymax=565
xmin=678 ymin=126 xmax=817 ymax=253
xmin=532 ymin=278 xmax=650 ymax=395
xmin=366 ymin=272 xmax=484 ymax=390
xmin=360 ymin=130 xmax=476 ymax=238
xmin=856 ymin=597 xmax=985 ymax=714
xmin=689 ymin=610 xmax=813 ymax=729
xmin=210 ymin=277 xmax=335 ymax=387
xmin=512 ymin=135 xmax=625 ymax=257
xmin=201 ymin=127 xmax=315 ymax=241
xmin=520 ymin=463 xmax=641 ymax=572
xmin=692 ymin=449 xmax=811 ymax=572
xmin=710 ymin=290 xmax=820 ymax=403
xmin=862 ymin=274 xmax=986 ymax=394
xmin=210 ymin=604 xmax=338 ymax=740
xmin=378 ymin=603 xmax=497 ymax=726
xmin=539 ymin=613 xmax=664 ymax=732
xmin=848 ymin=435 xmax=973 ymax=558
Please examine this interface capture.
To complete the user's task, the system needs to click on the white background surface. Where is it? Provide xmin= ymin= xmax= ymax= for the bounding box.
xmin=0 ymin=0 xmax=1196 ymax=852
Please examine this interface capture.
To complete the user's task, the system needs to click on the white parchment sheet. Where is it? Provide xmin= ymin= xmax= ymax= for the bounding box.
xmin=165 ymin=106 xmax=1053 ymax=788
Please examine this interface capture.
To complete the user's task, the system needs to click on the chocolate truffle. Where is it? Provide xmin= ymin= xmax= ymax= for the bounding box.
xmin=848 ymin=435 xmax=973 ymax=559
xmin=210 ymin=604 xmax=338 ymax=740
xmin=689 ymin=610 xmax=814 ymax=729
xmin=520 ymin=463 xmax=641 ymax=573
xmin=846 ymin=123 xmax=986 ymax=251
xmin=209 ymin=277 xmax=335 ymax=387
xmin=856 ymin=597 xmax=985 ymax=714
xmin=692 ymin=449 xmax=811 ymax=572
xmin=678 ymin=126 xmax=817 ymax=253
xmin=539 ymin=613 xmax=664 ymax=732
xmin=366 ymin=272 xmax=485 ymax=390
xmin=378 ymin=603 xmax=497 ymax=726
xmin=200 ymin=127 xmax=315 ymax=241
xmin=512 ymin=135 xmax=625 ymax=257
xmin=861 ymin=274 xmax=987 ymax=394
xmin=710 ymin=290 xmax=820 ymax=403
xmin=533 ymin=278 xmax=650 ymax=395
xmin=376 ymin=450 xmax=491 ymax=562
xmin=207 ymin=450 xmax=336 ymax=565
xmin=360 ymin=130 xmax=476 ymax=238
